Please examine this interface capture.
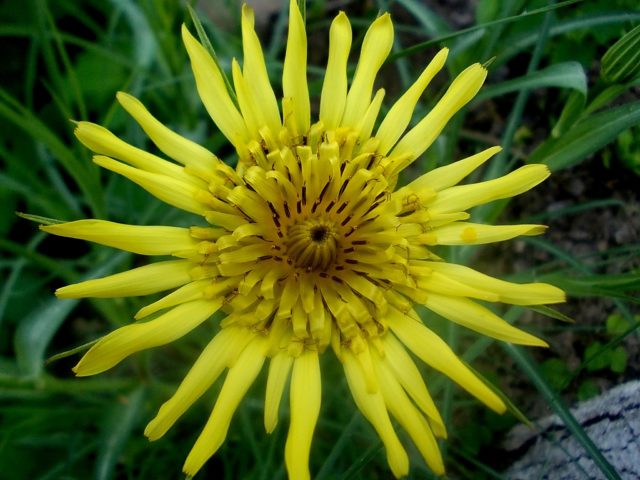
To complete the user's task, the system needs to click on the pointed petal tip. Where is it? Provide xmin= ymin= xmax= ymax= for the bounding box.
xmin=181 ymin=23 xmax=194 ymax=44
xmin=144 ymin=421 xmax=162 ymax=441
xmin=54 ymin=286 xmax=72 ymax=299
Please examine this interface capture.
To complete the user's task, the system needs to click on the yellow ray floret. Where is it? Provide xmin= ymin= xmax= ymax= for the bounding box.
xmin=282 ymin=0 xmax=310 ymax=136
xmin=182 ymin=24 xmax=249 ymax=148
xmin=376 ymin=48 xmax=449 ymax=155
xmin=74 ymin=299 xmax=222 ymax=376
xmin=56 ymin=260 xmax=193 ymax=298
xmin=146 ymin=327 xmax=253 ymax=440
xmin=342 ymin=13 xmax=393 ymax=127
xmin=240 ymin=4 xmax=282 ymax=136
xmin=285 ymin=350 xmax=321 ymax=480
xmin=183 ymin=336 xmax=268 ymax=477
xmin=320 ymin=12 xmax=352 ymax=129
xmin=41 ymin=220 xmax=198 ymax=256
xmin=116 ymin=92 xmax=219 ymax=171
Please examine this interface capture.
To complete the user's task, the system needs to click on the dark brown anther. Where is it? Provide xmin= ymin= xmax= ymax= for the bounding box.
xmin=318 ymin=181 xmax=330 ymax=204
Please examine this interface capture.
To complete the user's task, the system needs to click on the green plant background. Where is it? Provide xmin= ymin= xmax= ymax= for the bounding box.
xmin=1 ymin=0 xmax=639 ymax=479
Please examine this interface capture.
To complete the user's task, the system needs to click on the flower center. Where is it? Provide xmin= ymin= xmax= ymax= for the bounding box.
xmin=285 ymin=219 xmax=338 ymax=271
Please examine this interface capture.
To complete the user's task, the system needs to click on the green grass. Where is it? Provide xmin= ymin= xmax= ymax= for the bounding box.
xmin=1 ymin=0 xmax=639 ymax=478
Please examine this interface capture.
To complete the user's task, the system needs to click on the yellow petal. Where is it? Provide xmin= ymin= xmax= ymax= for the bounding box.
xmin=357 ymin=88 xmax=385 ymax=144
xmin=388 ymin=63 xmax=487 ymax=174
xmin=73 ymin=121 xmax=194 ymax=183
xmin=56 ymin=260 xmax=192 ymax=298
xmin=422 ymin=222 xmax=547 ymax=245
xmin=116 ymin=92 xmax=219 ymax=171
xmin=342 ymin=349 xmax=409 ymax=478
xmin=181 ymin=24 xmax=249 ymax=147
xmin=134 ymin=279 xmax=209 ymax=319
xmin=388 ymin=308 xmax=506 ymax=413
xmin=382 ymin=333 xmax=446 ymax=437
xmin=74 ymin=299 xmax=222 ymax=376
xmin=285 ymin=350 xmax=321 ymax=480
xmin=320 ymin=12 xmax=352 ymax=129
xmin=41 ymin=220 xmax=197 ymax=256
xmin=373 ymin=351 xmax=445 ymax=475
xmin=342 ymin=13 xmax=393 ymax=128
xmin=264 ymin=352 xmax=293 ymax=433
xmin=407 ymin=146 xmax=501 ymax=192
xmin=376 ymin=48 xmax=449 ymax=155
xmin=93 ymin=155 xmax=208 ymax=215
xmin=231 ymin=59 xmax=262 ymax=139
xmin=424 ymin=293 xmax=548 ymax=346
xmin=145 ymin=327 xmax=252 ymax=440
xmin=183 ymin=336 xmax=268 ymax=477
xmin=417 ymin=270 xmax=500 ymax=302
xmin=429 ymin=164 xmax=550 ymax=213
xmin=240 ymin=4 xmax=281 ymax=135
xmin=282 ymin=0 xmax=310 ymax=136
xmin=426 ymin=261 xmax=565 ymax=305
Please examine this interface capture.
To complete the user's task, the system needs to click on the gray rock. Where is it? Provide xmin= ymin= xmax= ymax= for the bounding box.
xmin=504 ymin=380 xmax=640 ymax=479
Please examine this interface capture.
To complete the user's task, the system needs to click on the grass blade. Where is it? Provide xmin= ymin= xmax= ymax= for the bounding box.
xmin=503 ymin=344 xmax=622 ymax=480
xmin=95 ymin=387 xmax=145 ymax=480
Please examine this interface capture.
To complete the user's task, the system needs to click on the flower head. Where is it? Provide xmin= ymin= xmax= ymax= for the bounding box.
xmin=43 ymin=1 xmax=564 ymax=478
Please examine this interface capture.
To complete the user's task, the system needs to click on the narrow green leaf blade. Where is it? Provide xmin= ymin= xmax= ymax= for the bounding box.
xmin=475 ymin=62 xmax=587 ymax=102
xmin=528 ymin=101 xmax=640 ymax=171
xmin=95 ymin=387 xmax=145 ymax=480
xmin=601 ymin=24 xmax=640 ymax=84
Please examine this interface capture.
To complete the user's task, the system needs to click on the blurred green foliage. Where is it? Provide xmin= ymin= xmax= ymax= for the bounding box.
xmin=1 ymin=0 xmax=639 ymax=479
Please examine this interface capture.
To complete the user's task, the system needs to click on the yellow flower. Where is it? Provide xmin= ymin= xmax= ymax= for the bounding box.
xmin=42 ymin=2 xmax=564 ymax=478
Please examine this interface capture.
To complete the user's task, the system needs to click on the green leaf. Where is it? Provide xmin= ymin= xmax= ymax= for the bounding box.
xmin=584 ymin=84 xmax=630 ymax=115
xmin=16 ymin=212 xmax=66 ymax=226
xmin=528 ymin=305 xmax=575 ymax=324
xmin=609 ymin=347 xmax=627 ymax=374
xmin=552 ymin=89 xmax=587 ymax=137
xmin=0 ymin=88 xmax=104 ymax=217
xmin=395 ymin=0 xmax=451 ymax=37
xmin=584 ymin=342 xmax=610 ymax=372
xmin=464 ymin=362 xmax=532 ymax=428
xmin=388 ymin=0 xmax=584 ymax=61
xmin=577 ymin=380 xmax=599 ymax=401
xmin=13 ymin=252 xmax=127 ymax=378
xmin=474 ymin=62 xmax=587 ymax=103
xmin=544 ymin=271 xmax=640 ymax=302
xmin=501 ymin=13 xmax=640 ymax=65
xmin=540 ymin=358 xmax=572 ymax=391
xmin=601 ymin=24 xmax=640 ymax=84
xmin=95 ymin=387 xmax=145 ymax=480
xmin=14 ymin=298 xmax=80 ymax=378
xmin=528 ymin=101 xmax=640 ymax=171
xmin=606 ymin=313 xmax=633 ymax=336
xmin=45 ymin=339 xmax=99 ymax=365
